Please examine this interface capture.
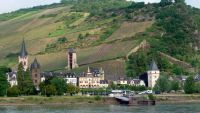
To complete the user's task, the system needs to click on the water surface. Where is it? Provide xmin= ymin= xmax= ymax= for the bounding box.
xmin=0 ymin=103 xmax=200 ymax=113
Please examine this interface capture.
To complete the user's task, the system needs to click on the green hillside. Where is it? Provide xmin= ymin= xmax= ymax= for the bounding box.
xmin=0 ymin=0 xmax=200 ymax=78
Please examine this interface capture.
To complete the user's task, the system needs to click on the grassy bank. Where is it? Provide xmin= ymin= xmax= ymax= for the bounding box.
xmin=1 ymin=94 xmax=200 ymax=106
xmin=0 ymin=96 xmax=117 ymax=106
xmin=155 ymin=94 xmax=200 ymax=104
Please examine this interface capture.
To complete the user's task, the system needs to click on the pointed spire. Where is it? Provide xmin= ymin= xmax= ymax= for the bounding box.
xmin=30 ymin=58 xmax=40 ymax=70
xmin=150 ymin=60 xmax=159 ymax=71
xmin=87 ymin=67 xmax=91 ymax=73
xmin=19 ymin=39 xmax=28 ymax=58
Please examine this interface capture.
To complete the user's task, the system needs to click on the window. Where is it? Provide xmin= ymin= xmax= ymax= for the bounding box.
xmin=35 ymin=74 xmax=37 ymax=78
xmin=35 ymin=80 xmax=37 ymax=83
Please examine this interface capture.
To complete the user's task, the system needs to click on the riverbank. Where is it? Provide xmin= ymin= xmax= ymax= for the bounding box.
xmin=155 ymin=94 xmax=200 ymax=104
xmin=0 ymin=96 xmax=118 ymax=106
xmin=0 ymin=94 xmax=200 ymax=106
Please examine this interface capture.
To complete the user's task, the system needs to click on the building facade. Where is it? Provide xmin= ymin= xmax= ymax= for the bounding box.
xmin=30 ymin=58 xmax=41 ymax=91
xmin=7 ymin=71 xmax=18 ymax=87
xmin=129 ymin=79 xmax=145 ymax=86
xmin=78 ymin=67 xmax=107 ymax=88
xmin=19 ymin=39 xmax=28 ymax=71
xmin=147 ymin=60 xmax=160 ymax=88
xmin=67 ymin=48 xmax=78 ymax=70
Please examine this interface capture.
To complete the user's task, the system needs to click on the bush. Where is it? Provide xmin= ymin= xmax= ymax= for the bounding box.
xmin=94 ymin=96 xmax=101 ymax=101
xmin=7 ymin=86 xmax=20 ymax=97
xmin=148 ymin=94 xmax=156 ymax=100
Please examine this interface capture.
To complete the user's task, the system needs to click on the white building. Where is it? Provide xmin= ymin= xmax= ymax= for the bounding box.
xmin=114 ymin=77 xmax=128 ymax=85
xmin=100 ymin=80 xmax=109 ymax=88
xmin=63 ymin=73 xmax=77 ymax=86
xmin=129 ymin=79 xmax=145 ymax=86
xmin=7 ymin=72 xmax=18 ymax=87
xmin=147 ymin=60 xmax=160 ymax=88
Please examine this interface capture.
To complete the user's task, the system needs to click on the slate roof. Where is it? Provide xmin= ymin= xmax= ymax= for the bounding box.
xmin=19 ymin=39 xmax=28 ymax=58
xmin=100 ymin=80 xmax=108 ymax=84
xmin=150 ymin=60 xmax=159 ymax=71
xmin=30 ymin=58 xmax=41 ymax=70
xmin=68 ymin=48 xmax=76 ymax=53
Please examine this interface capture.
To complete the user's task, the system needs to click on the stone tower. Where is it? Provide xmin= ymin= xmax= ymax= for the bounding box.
xmin=19 ymin=39 xmax=28 ymax=71
xmin=30 ymin=58 xmax=41 ymax=91
xmin=68 ymin=48 xmax=78 ymax=70
xmin=147 ymin=60 xmax=160 ymax=88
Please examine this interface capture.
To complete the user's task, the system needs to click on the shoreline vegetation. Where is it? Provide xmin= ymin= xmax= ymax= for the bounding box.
xmin=0 ymin=94 xmax=200 ymax=106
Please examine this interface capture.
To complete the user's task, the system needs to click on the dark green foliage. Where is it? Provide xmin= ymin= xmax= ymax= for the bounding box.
xmin=148 ymin=94 xmax=156 ymax=100
xmin=170 ymin=80 xmax=180 ymax=92
xmin=71 ymin=0 xmax=130 ymax=16
xmin=17 ymin=63 xmax=24 ymax=93
xmin=184 ymin=76 xmax=195 ymax=94
xmin=194 ymin=82 xmax=200 ymax=93
xmin=127 ymin=2 xmax=145 ymax=10
xmin=7 ymin=86 xmax=20 ymax=97
xmin=45 ymin=85 xmax=57 ymax=97
xmin=39 ymin=14 xmax=57 ymax=18
xmin=50 ymin=77 xmax=67 ymax=95
xmin=17 ymin=63 xmax=36 ymax=95
xmin=154 ymin=75 xmax=170 ymax=93
xmin=126 ymin=51 xmax=148 ymax=77
xmin=0 ymin=66 xmax=10 ymax=96
xmin=66 ymin=83 xmax=79 ymax=96
xmin=175 ymin=0 xmax=185 ymax=3
xmin=154 ymin=4 xmax=196 ymax=57
xmin=57 ymin=37 xmax=68 ymax=44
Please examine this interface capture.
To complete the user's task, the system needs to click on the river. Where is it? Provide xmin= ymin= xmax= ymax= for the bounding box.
xmin=0 ymin=103 xmax=199 ymax=113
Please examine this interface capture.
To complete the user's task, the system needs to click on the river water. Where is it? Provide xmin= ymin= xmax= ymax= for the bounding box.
xmin=0 ymin=103 xmax=199 ymax=113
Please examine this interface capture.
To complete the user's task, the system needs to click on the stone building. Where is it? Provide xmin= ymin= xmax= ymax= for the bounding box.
xmin=30 ymin=58 xmax=41 ymax=90
xmin=147 ymin=60 xmax=160 ymax=88
xmin=19 ymin=39 xmax=28 ymax=71
xmin=67 ymin=48 xmax=78 ymax=70
xmin=78 ymin=67 xmax=107 ymax=88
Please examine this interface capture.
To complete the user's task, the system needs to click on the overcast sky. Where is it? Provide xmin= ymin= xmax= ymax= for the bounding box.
xmin=0 ymin=0 xmax=60 ymax=14
xmin=0 ymin=0 xmax=199 ymax=14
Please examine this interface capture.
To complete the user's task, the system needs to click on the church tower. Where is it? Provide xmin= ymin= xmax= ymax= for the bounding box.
xmin=19 ymin=39 xmax=28 ymax=71
xmin=147 ymin=60 xmax=160 ymax=88
xmin=30 ymin=58 xmax=41 ymax=91
xmin=67 ymin=48 xmax=78 ymax=70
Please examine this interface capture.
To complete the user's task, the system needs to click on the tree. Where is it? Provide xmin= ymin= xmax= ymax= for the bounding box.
xmin=45 ymin=85 xmax=57 ymax=97
xmin=7 ymin=86 xmax=20 ymax=97
xmin=154 ymin=75 xmax=170 ymax=93
xmin=184 ymin=76 xmax=195 ymax=94
xmin=175 ymin=0 xmax=185 ymax=3
xmin=194 ymin=82 xmax=200 ymax=93
xmin=50 ymin=77 xmax=67 ymax=95
xmin=24 ymin=70 xmax=36 ymax=95
xmin=0 ymin=66 xmax=9 ymax=96
xmin=170 ymin=80 xmax=180 ymax=92
xmin=66 ymin=83 xmax=76 ymax=96
xmin=17 ymin=63 xmax=25 ymax=94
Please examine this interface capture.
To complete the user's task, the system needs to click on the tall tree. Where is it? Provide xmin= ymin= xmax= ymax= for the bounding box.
xmin=17 ymin=63 xmax=25 ymax=94
xmin=50 ymin=77 xmax=67 ymax=95
xmin=0 ymin=66 xmax=9 ymax=96
xmin=23 ymin=70 xmax=36 ymax=95
xmin=154 ymin=75 xmax=170 ymax=93
xmin=184 ymin=76 xmax=195 ymax=94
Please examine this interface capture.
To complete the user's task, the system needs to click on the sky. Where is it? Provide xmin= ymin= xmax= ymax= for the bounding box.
xmin=0 ymin=0 xmax=60 ymax=14
xmin=0 ymin=0 xmax=199 ymax=14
